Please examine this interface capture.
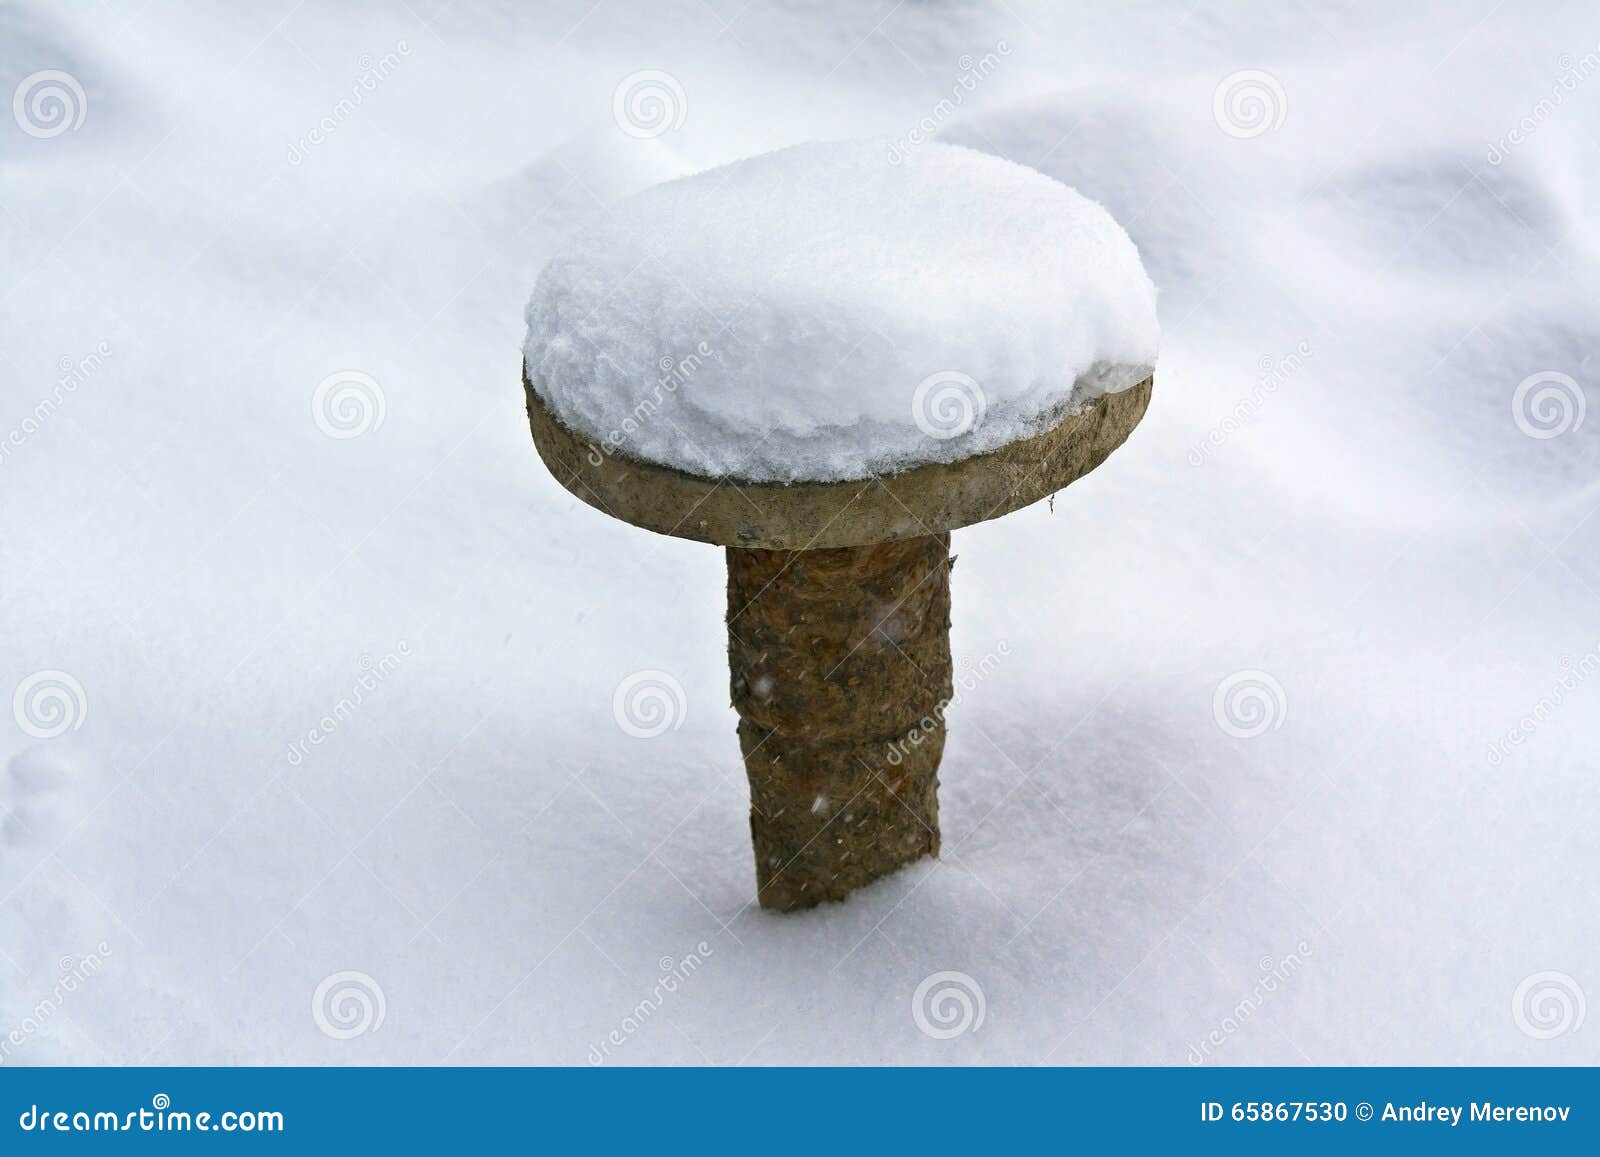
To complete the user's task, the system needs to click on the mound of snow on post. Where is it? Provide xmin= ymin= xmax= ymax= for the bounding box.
xmin=523 ymin=139 xmax=1158 ymax=482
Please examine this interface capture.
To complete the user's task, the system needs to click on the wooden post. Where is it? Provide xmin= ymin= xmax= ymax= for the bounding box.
xmin=726 ymin=536 xmax=952 ymax=910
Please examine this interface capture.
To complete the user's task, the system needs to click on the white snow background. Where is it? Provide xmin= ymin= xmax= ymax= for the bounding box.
xmin=2 ymin=0 xmax=1597 ymax=1065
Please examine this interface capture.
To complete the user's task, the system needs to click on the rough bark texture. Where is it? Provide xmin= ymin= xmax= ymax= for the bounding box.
xmin=727 ymin=535 xmax=953 ymax=910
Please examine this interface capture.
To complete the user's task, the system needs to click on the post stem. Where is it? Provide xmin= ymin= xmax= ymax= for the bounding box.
xmin=726 ymin=534 xmax=953 ymax=910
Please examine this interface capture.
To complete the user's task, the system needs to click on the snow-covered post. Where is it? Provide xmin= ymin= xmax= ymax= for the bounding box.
xmin=521 ymin=141 xmax=1158 ymax=910
xmin=524 ymin=371 xmax=1151 ymax=907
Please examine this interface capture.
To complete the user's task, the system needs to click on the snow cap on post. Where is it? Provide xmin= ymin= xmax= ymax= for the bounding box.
xmin=524 ymin=138 xmax=1157 ymax=485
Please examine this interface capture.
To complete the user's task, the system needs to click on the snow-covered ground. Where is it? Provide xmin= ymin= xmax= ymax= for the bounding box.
xmin=3 ymin=1 xmax=1597 ymax=1065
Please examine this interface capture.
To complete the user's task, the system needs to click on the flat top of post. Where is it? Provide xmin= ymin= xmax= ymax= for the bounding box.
xmin=522 ymin=139 xmax=1159 ymax=487
xmin=525 ymin=362 xmax=1153 ymax=550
